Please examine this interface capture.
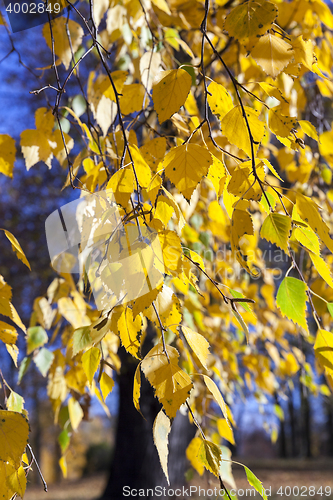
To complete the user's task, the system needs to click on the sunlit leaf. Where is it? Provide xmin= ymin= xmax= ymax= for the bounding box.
xmin=153 ymin=69 xmax=192 ymax=123
xmin=163 ymin=144 xmax=212 ymax=201
xmin=276 ymin=277 xmax=308 ymax=331
xmin=153 ymin=410 xmax=171 ymax=485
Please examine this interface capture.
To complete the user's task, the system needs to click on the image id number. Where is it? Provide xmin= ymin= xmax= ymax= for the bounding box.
xmin=277 ymin=486 xmax=332 ymax=496
xmin=6 ymin=2 xmax=61 ymax=14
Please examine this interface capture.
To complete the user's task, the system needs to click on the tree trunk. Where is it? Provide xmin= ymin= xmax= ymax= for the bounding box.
xmin=300 ymin=383 xmax=312 ymax=458
xmin=288 ymin=391 xmax=297 ymax=457
xmin=100 ymin=324 xmax=195 ymax=500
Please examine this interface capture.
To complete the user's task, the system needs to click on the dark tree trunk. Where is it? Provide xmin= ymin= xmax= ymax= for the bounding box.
xmin=275 ymin=393 xmax=287 ymax=458
xmin=300 ymin=383 xmax=312 ymax=458
xmin=325 ymin=396 xmax=333 ymax=457
xmin=288 ymin=391 xmax=297 ymax=457
xmin=100 ymin=324 xmax=195 ymax=500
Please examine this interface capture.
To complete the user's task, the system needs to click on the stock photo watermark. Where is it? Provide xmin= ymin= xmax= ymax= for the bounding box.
xmin=45 ymin=188 xmax=165 ymax=311
xmin=122 ymin=485 xmax=273 ymax=498
xmin=3 ymin=0 xmax=72 ymax=33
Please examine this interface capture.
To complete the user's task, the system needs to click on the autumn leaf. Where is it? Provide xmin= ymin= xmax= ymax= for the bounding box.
xmin=141 ymin=343 xmax=193 ymax=418
xmin=153 ymin=410 xmax=171 ymax=485
xmin=0 ymin=134 xmax=16 ymax=177
xmin=181 ymin=326 xmax=210 ymax=368
xmin=221 ymin=106 xmax=266 ymax=157
xmin=82 ymin=346 xmax=101 ymax=385
xmin=296 ymin=194 xmax=333 ymax=254
xmin=153 ymin=69 xmax=192 ymax=123
xmin=197 ymin=439 xmax=222 ymax=477
xmin=0 ymin=410 xmax=29 ymax=466
xmin=1 ymin=229 xmax=31 ymax=269
xmin=117 ymin=307 xmax=143 ymax=359
xmin=251 ymin=34 xmax=294 ymax=78
xmin=224 ymin=0 xmax=278 ymax=41
xmin=43 ymin=18 xmax=84 ymax=69
xmin=260 ymin=213 xmax=291 ymax=254
xmin=163 ymin=144 xmax=212 ymax=201
xmin=207 ymin=82 xmax=233 ymax=120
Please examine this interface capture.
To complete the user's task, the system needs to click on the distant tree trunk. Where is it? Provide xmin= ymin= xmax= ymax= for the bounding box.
xmin=325 ymin=396 xmax=333 ymax=457
xmin=275 ymin=393 xmax=287 ymax=458
xmin=288 ymin=391 xmax=297 ymax=457
xmin=300 ymin=383 xmax=312 ymax=458
xmin=100 ymin=323 xmax=195 ymax=500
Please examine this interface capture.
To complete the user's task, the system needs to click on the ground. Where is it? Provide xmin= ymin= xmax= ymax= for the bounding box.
xmin=24 ymin=459 xmax=333 ymax=500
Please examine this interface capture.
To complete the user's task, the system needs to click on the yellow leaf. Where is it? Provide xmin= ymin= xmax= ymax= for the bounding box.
xmin=268 ymin=108 xmax=297 ymax=138
xmin=0 ymin=322 xmax=18 ymax=345
xmin=43 ymin=18 xmax=84 ymax=69
xmin=231 ymin=209 xmax=255 ymax=273
xmin=129 ymin=144 xmax=152 ymax=188
xmin=131 ymin=286 xmax=162 ymax=318
xmin=0 ymin=461 xmax=15 ymax=499
xmin=6 ymin=344 xmax=19 ymax=367
xmin=312 ymin=0 xmax=333 ymax=29
xmin=2 ymin=229 xmax=31 ymax=270
xmin=292 ymin=36 xmax=314 ymax=70
xmin=147 ymin=285 xmax=182 ymax=334
xmin=154 ymin=197 xmax=175 ymax=227
xmin=227 ymin=161 xmax=265 ymax=200
xmin=217 ymin=418 xmax=235 ymax=445
xmin=100 ymin=372 xmax=114 ymax=401
xmin=59 ymin=455 xmax=67 ymax=478
xmin=309 ymin=252 xmax=333 ymax=289
xmin=141 ymin=343 xmax=193 ymax=418
xmin=152 ymin=0 xmax=171 ymax=14
xmin=299 ymin=120 xmax=319 ymax=141
xmin=186 ymin=436 xmax=205 ymax=475
xmin=107 ymin=166 xmax=135 ymax=207
xmin=221 ymin=106 xmax=266 ymax=157
xmin=95 ymin=386 xmax=111 ymax=417
xmin=58 ymin=297 xmax=89 ymax=329
xmin=206 ymin=155 xmax=227 ymax=197
xmin=103 ymin=70 xmax=128 ymax=101
xmin=296 ymin=193 xmax=333 ymax=254
xmin=251 ymin=34 xmax=294 ymax=78
xmin=0 ymin=134 xmax=16 ymax=177
xmin=260 ymin=213 xmax=291 ymax=255
xmin=161 ymin=186 xmax=187 ymax=233
xmin=197 ymin=439 xmax=222 ymax=477
xmin=0 ymin=276 xmax=26 ymax=333
xmin=7 ymin=391 xmax=24 ymax=413
xmin=203 ymin=375 xmax=230 ymax=426
xmin=158 ymin=230 xmax=182 ymax=275
xmin=7 ymin=465 xmax=26 ymax=498
xmin=163 ymin=144 xmax=212 ymax=200
xmin=153 ymin=410 xmax=171 ymax=485
xmin=207 ymin=81 xmax=233 ymax=120
xmin=140 ymin=137 xmax=166 ymax=174
xmin=133 ymin=363 xmax=142 ymax=414
xmin=68 ymin=398 xmax=84 ymax=431
xmin=20 ymin=107 xmax=73 ymax=170
xmin=153 ymin=69 xmax=192 ymax=123
xmin=224 ymin=0 xmax=277 ymax=41
xmin=117 ymin=307 xmax=143 ymax=359
xmin=119 ymin=84 xmax=146 ymax=115
xmin=294 ymin=226 xmax=320 ymax=255
xmin=181 ymin=326 xmax=210 ymax=369
xmin=315 ymin=329 xmax=333 ymax=371
xmin=82 ymin=346 xmax=101 ymax=385
xmin=280 ymin=352 xmax=300 ymax=376
xmin=0 ymin=410 xmax=29 ymax=466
